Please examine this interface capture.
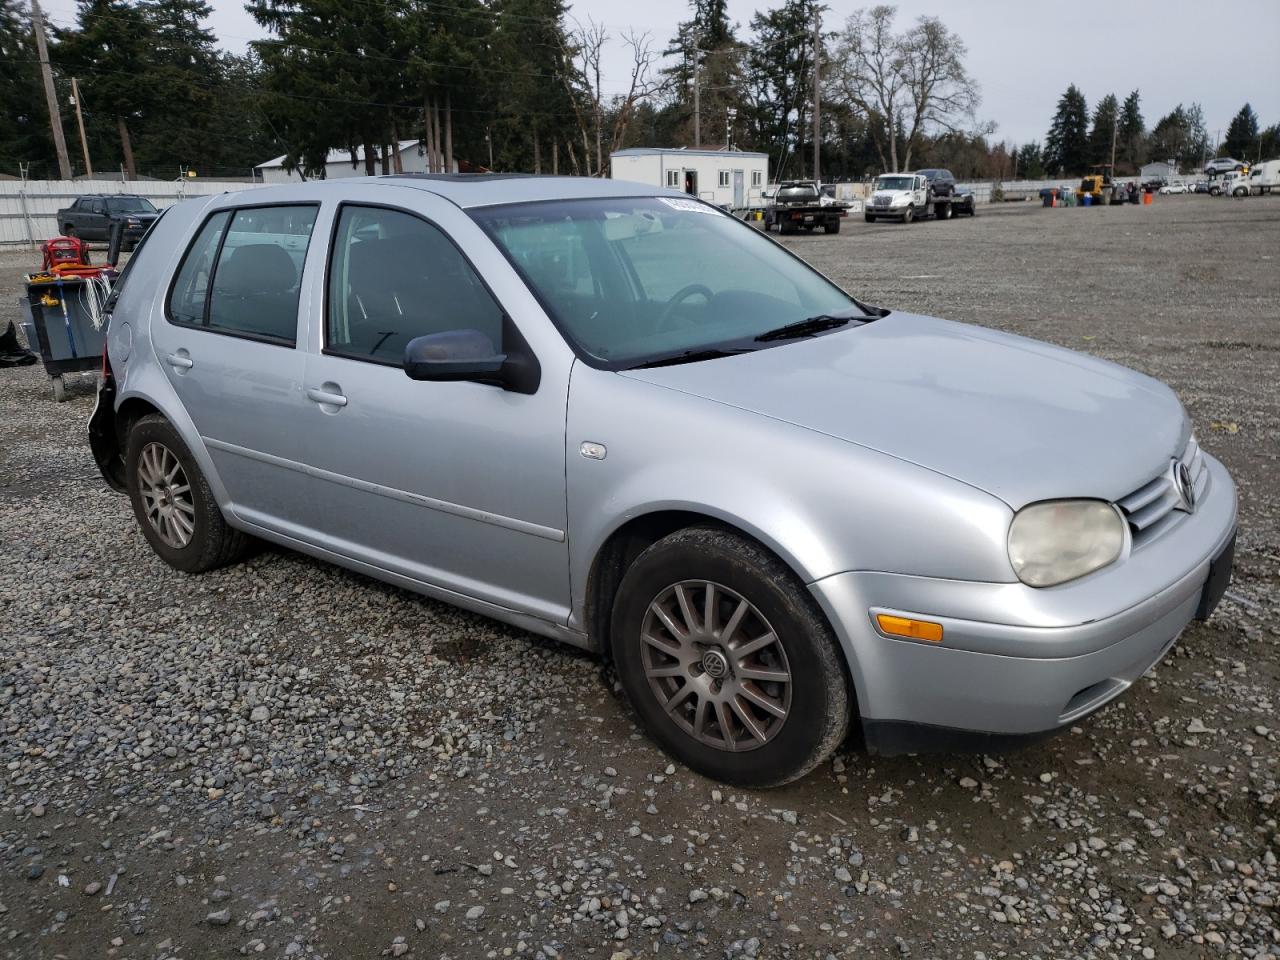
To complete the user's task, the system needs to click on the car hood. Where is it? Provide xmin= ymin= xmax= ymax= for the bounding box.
xmin=621 ymin=312 xmax=1188 ymax=507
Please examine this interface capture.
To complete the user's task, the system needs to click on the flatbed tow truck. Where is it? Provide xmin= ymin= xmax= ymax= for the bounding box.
xmin=762 ymin=181 xmax=844 ymax=234
xmin=864 ymin=172 xmax=976 ymax=223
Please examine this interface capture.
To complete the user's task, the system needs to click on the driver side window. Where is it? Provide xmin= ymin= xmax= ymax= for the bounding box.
xmin=326 ymin=205 xmax=504 ymax=364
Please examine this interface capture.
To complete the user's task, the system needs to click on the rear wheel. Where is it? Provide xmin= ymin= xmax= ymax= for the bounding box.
xmin=126 ymin=414 xmax=251 ymax=573
xmin=62 ymin=224 xmax=76 ymax=237
xmin=823 ymin=219 xmax=841 ymax=234
xmin=936 ymin=201 xmax=952 ymax=220
xmin=612 ymin=527 xmax=850 ymax=787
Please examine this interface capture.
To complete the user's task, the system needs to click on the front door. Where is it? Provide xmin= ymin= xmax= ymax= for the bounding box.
xmin=148 ymin=201 xmax=321 ymax=531
xmin=733 ymin=170 xmax=744 ymax=208
xmin=684 ymin=170 xmax=698 ymax=196
xmin=295 ymin=197 xmax=572 ymax=624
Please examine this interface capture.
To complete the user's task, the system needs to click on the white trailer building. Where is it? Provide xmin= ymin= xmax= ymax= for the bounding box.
xmin=609 ymin=148 xmax=769 ymax=209
xmin=255 ymin=140 xmax=438 ymax=183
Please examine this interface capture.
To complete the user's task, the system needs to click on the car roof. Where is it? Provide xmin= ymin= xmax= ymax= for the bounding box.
xmin=226 ymin=174 xmax=685 ymax=211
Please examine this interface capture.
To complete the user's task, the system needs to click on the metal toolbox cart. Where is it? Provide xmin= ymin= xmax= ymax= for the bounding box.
xmin=18 ymin=276 xmax=108 ymax=401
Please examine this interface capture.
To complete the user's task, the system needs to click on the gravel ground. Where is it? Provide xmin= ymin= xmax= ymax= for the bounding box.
xmin=1 ymin=196 xmax=1277 ymax=960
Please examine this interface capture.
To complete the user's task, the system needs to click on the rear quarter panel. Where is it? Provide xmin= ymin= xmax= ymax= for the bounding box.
xmin=106 ymin=195 xmax=233 ymax=504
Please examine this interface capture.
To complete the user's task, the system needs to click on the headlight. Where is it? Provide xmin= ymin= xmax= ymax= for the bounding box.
xmin=891 ymin=196 xmax=907 ymax=206
xmin=1008 ymin=500 xmax=1125 ymax=587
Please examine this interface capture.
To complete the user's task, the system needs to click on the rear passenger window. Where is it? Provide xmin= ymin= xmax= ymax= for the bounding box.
xmin=166 ymin=204 xmax=317 ymax=344
xmin=168 ymin=211 xmax=229 ymax=325
xmin=326 ymin=205 xmax=504 ymax=363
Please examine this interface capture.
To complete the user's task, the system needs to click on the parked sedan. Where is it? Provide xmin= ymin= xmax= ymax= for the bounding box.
xmin=89 ymin=176 xmax=1237 ymax=786
xmin=1158 ymin=181 xmax=1189 ymax=194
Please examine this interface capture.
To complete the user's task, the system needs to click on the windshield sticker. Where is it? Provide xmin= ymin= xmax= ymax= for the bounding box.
xmin=658 ymin=197 xmax=721 ymax=215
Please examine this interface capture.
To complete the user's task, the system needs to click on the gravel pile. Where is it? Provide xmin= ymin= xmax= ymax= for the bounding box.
xmin=2 ymin=201 xmax=1278 ymax=958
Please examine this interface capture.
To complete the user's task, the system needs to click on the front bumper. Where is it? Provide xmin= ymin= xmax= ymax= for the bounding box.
xmin=810 ymin=454 xmax=1237 ymax=754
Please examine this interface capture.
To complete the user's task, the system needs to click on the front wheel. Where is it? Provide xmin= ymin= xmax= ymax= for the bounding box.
xmin=126 ymin=414 xmax=252 ymax=573
xmin=864 ymin=214 xmax=876 ymax=223
xmin=611 ymin=527 xmax=851 ymax=787
xmin=902 ymin=205 xmax=915 ymax=223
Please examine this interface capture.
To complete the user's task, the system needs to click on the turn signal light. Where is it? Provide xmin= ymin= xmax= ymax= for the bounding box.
xmin=876 ymin=614 xmax=943 ymax=643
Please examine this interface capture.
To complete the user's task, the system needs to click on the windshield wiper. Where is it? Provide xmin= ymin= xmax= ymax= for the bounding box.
xmin=755 ymin=314 xmax=855 ymax=342
xmin=629 ymin=348 xmax=752 ymax=369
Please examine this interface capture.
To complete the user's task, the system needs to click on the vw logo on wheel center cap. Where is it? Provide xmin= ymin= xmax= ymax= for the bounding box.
xmin=701 ymin=649 xmax=729 ymax=679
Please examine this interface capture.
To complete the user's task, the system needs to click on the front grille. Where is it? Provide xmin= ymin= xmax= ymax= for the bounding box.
xmin=1116 ymin=437 xmax=1207 ymax=544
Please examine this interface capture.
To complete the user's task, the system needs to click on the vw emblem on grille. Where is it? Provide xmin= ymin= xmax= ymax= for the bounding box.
xmin=1173 ymin=460 xmax=1197 ymax=512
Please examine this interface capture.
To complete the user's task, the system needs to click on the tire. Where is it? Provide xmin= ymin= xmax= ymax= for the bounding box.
xmin=779 ymin=221 xmax=797 ymax=235
xmin=823 ymin=219 xmax=840 ymax=234
xmin=125 ymin=414 xmax=251 ymax=573
xmin=63 ymin=224 xmax=76 ymax=237
xmin=936 ymin=202 xmax=952 ymax=220
xmin=864 ymin=214 xmax=875 ymax=223
xmin=902 ymin=205 xmax=915 ymax=224
xmin=611 ymin=526 xmax=851 ymax=787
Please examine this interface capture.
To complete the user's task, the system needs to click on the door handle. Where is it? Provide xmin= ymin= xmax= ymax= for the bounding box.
xmin=165 ymin=352 xmax=193 ymax=370
xmin=306 ymin=387 xmax=348 ymax=408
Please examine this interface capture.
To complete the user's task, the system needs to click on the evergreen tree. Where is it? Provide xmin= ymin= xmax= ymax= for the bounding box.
xmin=1016 ymin=141 xmax=1044 ymax=179
xmin=1223 ymin=103 xmax=1259 ymax=161
xmin=1260 ymin=124 xmax=1280 ymax=162
xmin=1116 ymin=90 xmax=1145 ymax=173
xmin=0 ymin=0 xmax=55 ymax=176
xmin=134 ymin=0 xmax=220 ymax=172
xmin=1087 ymin=92 xmax=1118 ymax=167
xmin=1148 ymin=103 xmax=1209 ymax=170
xmin=54 ymin=0 xmax=157 ymax=178
xmin=746 ymin=0 xmax=817 ymax=180
xmin=488 ymin=0 xmax=580 ymax=171
xmin=661 ymin=0 xmax=749 ymax=150
xmin=1044 ymin=83 xmax=1088 ymax=175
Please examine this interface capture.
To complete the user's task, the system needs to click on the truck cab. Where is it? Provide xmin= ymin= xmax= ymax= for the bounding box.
xmin=866 ymin=173 xmax=928 ymax=223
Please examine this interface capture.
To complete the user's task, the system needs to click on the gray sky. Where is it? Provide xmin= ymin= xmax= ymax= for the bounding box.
xmin=39 ymin=0 xmax=1279 ymax=148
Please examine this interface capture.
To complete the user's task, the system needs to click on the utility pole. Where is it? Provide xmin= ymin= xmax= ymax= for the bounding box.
xmin=691 ymin=31 xmax=701 ymax=148
xmin=30 ymin=0 xmax=72 ymax=180
xmin=71 ymin=78 xmax=92 ymax=178
xmin=1109 ymin=113 xmax=1118 ymax=171
xmin=812 ymin=6 xmax=821 ymax=183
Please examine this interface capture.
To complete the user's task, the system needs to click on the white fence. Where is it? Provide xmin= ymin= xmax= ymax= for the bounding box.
xmin=0 ymin=179 xmax=269 ymax=246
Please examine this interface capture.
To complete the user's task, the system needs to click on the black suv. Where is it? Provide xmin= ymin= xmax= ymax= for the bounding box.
xmin=915 ymin=169 xmax=957 ymax=197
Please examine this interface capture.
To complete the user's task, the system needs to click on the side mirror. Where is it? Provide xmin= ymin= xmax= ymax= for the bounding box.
xmin=404 ymin=329 xmax=506 ymax=384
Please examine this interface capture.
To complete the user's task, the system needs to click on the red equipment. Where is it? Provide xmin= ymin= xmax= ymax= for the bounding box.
xmin=41 ymin=235 xmax=91 ymax=271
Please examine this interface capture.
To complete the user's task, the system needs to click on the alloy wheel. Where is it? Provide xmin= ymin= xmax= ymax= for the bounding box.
xmin=640 ymin=580 xmax=792 ymax=752
xmin=137 ymin=441 xmax=195 ymax=548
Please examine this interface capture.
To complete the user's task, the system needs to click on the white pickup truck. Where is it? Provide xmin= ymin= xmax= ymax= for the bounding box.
xmin=864 ymin=173 xmax=976 ymax=224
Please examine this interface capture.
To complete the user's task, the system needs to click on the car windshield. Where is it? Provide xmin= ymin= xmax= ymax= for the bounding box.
xmin=472 ymin=196 xmax=862 ymax=368
xmin=876 ymin=176 xmax=914 ymax=191
xmin=107 ymin=197 xmax=157 ymax=214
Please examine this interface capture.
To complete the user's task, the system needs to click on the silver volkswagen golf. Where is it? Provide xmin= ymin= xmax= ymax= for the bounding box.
xmin=89 ymin=175 xmax=1237 ymax=786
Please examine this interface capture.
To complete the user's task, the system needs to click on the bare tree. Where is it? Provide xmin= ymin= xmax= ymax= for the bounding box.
xmin=562 ymin=20 xmax=664 ymax=176
xmin=896 ymin=16 xmax=978 ymax=170
xmin=832 ymin=5 xmax=978 ymax=172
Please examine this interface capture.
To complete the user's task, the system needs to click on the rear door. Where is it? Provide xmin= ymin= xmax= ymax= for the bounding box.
xmin=148 ymin=199 xmax=325 ymax=532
